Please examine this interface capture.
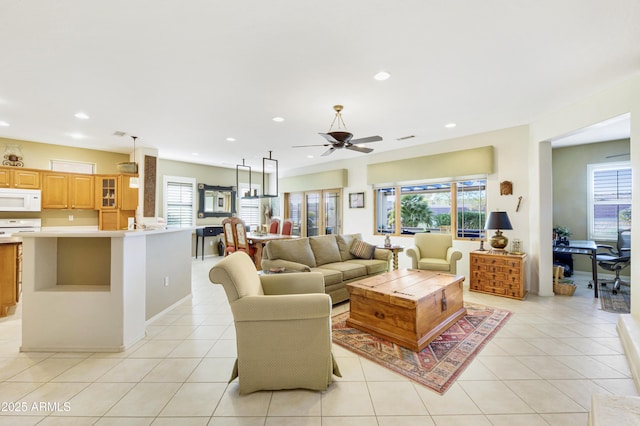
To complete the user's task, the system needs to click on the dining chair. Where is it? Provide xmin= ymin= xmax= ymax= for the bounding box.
xmin=281 ymin=218 xmax=293 ymax=235
xmin=221 ymin=217 xmax=236 ymax=256
xmin=231 ymin=217 xmax=255 ymax=257
xmin=269 ymin=218 xmax=280 ymax=234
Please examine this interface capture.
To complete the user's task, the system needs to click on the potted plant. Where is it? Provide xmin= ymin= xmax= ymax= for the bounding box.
xmin=553 ymin=226 xmax=571 ymax=245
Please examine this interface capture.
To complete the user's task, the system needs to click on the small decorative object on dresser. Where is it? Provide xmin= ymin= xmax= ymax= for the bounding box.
xmin=469 ymin=250 xmax=527 ymax=300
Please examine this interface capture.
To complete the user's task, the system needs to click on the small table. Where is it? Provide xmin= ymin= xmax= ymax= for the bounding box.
xmin=553 ymin=240 xmax=598 ymax=298
xmin=377 ymin=245 xmax=404 ymax=270
xmin=347 ymin=269 xmax=466 ymax=351
xmin=195 ymin=226 xmax=223 ymax=260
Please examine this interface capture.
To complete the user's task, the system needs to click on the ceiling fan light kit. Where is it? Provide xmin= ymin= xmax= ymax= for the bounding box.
xmin=293 ymin=105 xmax=382 ymax=156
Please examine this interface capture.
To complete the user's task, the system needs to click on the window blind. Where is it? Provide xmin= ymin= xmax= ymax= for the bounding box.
xmin=588 ymin=162 xmax=632 ymax=240
xmin=166 ymin=181 xmax=194 ymax=227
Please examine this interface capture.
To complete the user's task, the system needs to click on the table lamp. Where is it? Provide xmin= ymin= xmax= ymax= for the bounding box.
xmin=484 ymin=211 xmax=513 ymax=252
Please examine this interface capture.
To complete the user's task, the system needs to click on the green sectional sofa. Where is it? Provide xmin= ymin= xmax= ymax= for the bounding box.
xmin=261 ymin=233 xmax=392 ymax=304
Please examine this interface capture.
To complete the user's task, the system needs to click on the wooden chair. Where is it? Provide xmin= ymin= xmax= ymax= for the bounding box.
xmin=221 ymin=217 xmax=236 ymax=256
xmin=281 ymin=218 xmax=293 ymax=235
xmin=269 ymin=218 xmax=280 ymax=234
xmin=231 ymin=217 xmax=256 ymax=257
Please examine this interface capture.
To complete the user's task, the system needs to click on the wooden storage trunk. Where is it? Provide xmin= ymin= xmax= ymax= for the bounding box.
xmin=346 ymin=269 xmax=465 ymax=351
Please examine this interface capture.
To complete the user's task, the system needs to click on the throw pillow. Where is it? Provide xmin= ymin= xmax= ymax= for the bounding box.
xmin=350 ymin=239 xmax=376 ymax=259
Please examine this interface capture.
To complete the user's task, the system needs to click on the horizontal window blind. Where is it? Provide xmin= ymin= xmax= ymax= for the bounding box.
xmin=166 ymin=181 xmax=194 ymax=227
xmin=588 ymin=162 xmax=631 ymax=240
xmin=239 ymin=184 xmax=260 ymax=231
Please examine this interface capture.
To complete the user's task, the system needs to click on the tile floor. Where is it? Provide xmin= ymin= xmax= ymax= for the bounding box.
xmin=0 ymin=258 xmax=636 ymax=425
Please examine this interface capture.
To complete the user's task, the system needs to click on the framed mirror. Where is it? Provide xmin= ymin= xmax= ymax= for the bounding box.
xmin=197 ymin=184 xmax=236 ymax=218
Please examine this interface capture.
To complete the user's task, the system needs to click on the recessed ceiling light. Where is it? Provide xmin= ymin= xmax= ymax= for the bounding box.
xmin=192 ymin=152 xmax=199 ymax=156
xmin=226 ymin=137 xmax=236 ymax=142
xmin=0 ymin=121 xmax=10 ymax=127
xmin=307 ymin=155 xmax=314 ymax=159
xmin=272 ymin=116 xmax=285 ymax=122
xmin=445 ymin=123 xmax=457 ymax=128
xmin=74 ymin=112 xmax=90 ymax=119
xmin=374 ymin=71 xmax=391 ymax=81
xmin=68 ymin=132 xmax=85 ymax=139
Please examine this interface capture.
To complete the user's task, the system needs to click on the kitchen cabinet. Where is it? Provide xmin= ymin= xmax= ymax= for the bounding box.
xmin=95 ymin=175 xmax=138 ymax=230
xmin=42 ymin=172 xmax=95 ymax=209
xmin=0 ymin=166 xmax=40 ymax=189
xmin=0 ymin=242 xmax=20 ymax=317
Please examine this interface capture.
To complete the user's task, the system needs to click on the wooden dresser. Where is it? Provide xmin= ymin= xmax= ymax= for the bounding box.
xmin=469 ymin=250 xmax=527 ymax=300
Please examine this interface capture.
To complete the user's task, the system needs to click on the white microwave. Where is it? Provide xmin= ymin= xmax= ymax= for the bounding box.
xmin=0 ymin=188 xmax=42 ymax=212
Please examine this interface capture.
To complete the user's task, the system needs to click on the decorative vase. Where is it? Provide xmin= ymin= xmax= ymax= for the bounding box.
xmin=384 ymin=234 xmax=391 ymax=247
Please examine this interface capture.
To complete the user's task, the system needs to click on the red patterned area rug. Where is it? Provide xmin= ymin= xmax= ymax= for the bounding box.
xmin=332 ymin=303 xmax=512 ymax=395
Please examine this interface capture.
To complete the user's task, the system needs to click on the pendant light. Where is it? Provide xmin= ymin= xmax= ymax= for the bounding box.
xmin=129 ymin=136 xmax=140 ymax=188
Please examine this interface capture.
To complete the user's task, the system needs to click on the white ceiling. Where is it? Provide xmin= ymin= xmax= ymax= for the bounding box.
xmin=0 ymin=1 xmax=638 ymax=173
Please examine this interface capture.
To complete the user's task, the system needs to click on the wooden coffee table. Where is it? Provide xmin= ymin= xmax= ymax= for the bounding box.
xmin=346 ymin=269 xmax=466 ymax=351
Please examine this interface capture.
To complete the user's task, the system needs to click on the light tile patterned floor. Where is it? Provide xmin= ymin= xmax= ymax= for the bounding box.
xmin=0 ymin=259 xmax=635 ymax=425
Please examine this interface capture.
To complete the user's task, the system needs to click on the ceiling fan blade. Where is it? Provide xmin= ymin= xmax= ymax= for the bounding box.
xmin=292 ymin=144 xmax=330 ymax=148
xmin=350 ymin=135 xmax=382 ymax=144
xmin=346 ymin=145 xmax=374 ymax=154
xmin=321 ymin=147 xmax=337 ymax=156
xmin=318 ymin=133 xmax=340 ymax=144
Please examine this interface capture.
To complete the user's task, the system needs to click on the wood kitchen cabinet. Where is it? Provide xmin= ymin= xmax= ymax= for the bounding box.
xmin=95 ymin=175 xmax=138 ymax=230
xmin=42 ymin=172 xmax=95 ymax=209
xmin=0 ymin=242 xmax=21 ymax=317
xmin=0 ymin=166 xmax=40 ymax=189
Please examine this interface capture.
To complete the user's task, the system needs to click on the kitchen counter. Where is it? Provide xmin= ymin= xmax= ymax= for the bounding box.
xmin=20 ymin=227 xmax=193 ymax=352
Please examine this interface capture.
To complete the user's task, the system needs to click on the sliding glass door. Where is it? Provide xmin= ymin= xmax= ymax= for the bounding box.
xmin=285 ymin=189 xmax=341 ymax=237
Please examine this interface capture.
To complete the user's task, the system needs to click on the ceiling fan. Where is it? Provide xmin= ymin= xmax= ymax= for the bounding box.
xmin=293 ymin=105 xmax=382 ymax=156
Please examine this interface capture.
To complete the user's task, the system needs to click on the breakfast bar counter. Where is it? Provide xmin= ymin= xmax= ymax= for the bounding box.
xmin=20 ymin=227 xmax=193 ymax=352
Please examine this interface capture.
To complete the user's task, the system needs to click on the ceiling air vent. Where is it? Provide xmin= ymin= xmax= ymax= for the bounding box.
xmin=113 ymin=131 xmax=127 ymax=137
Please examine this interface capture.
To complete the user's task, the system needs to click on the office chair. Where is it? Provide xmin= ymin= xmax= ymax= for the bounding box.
xmin=596 ymin=229 xmax=631 ymax=295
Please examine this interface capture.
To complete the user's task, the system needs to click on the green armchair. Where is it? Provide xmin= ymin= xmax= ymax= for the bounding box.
xmin=209 ymin=251 xmax=341 ymax=394
xmin=406 ymin=233 xmax=462 ymax=274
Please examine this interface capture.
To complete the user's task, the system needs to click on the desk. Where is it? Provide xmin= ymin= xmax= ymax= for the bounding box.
xmin=553 ymin=240 xmax=599 ymax=298
xmin=196 ymin=226 xmax=223 ymax=260
xmin=247 ymin=233 xmax=299 ymax=270
xmin=376 ymin=245 xmax=404 ymax=270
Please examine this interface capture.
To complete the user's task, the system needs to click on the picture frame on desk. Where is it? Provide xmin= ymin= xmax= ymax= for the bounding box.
xmin=349 ymin=192 xmax=365 ymax=208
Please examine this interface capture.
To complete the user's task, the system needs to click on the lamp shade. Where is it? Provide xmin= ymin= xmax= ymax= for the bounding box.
xmin=484 ymin=211 xmax=513 ymax=230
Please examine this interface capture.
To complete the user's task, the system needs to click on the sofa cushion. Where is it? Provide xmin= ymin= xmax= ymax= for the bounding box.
xmin=309 ymin=267 xmax=344 ymax=286
xmin=336 ymin=233 xmax=362 ymax=261
xmin=417 ymin=258 xmax=451 ymax=271
xmin=346 ymin=259 xmax=389 ymax=275
xmin=321 ymin=262 xmax=367 ymax=281
xmin=309 ymin=235 xmax=342 ymax=266
xmin=266 ymin=238 xmax=317 ymax=267
xmin=350 ymin=239 xmax=376 ymax=259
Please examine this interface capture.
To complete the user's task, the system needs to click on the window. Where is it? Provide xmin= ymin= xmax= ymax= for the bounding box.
xmin=164 ymin=176 xmax=196 ymax=227
xmin=456 ymin=180 xmax=487 ymax=239
xmin=588 ymin=162 xmax=631 ymax=240
xmin=374 ymin=178 xmax=486 ymax=240
xmin=239 ymin=184 xmax=260 ymax=231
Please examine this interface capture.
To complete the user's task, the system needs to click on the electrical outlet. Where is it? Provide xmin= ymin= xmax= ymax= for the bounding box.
xmin=68 ymin=215 xmax=74 ymax=221
xmin=163 ymin=276 xmax=169 ymax=287
xmin=209 ymin=240 xmax=214 ymax=246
